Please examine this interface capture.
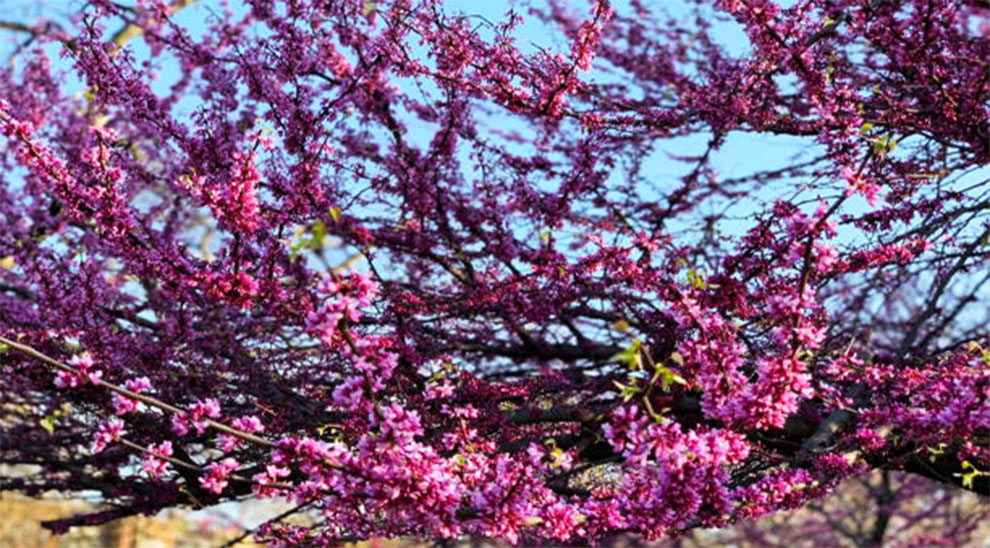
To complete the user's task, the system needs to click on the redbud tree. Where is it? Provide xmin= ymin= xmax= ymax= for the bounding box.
xmin=0 ymin=0 xmax=987 ymax=545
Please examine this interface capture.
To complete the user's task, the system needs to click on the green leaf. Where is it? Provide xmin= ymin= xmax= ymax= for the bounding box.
xmin=651 ymin=362 xmax=687 ymax=392
xmin=955 ymin=460 xmax=986 ymax=489
xmin=40 ymin=415 xmax=57 ymax=434
xmin=612 ymin=380 xmax=639 ymax=402
xmin=310 ymin=219 xmax=326 ymax=250
xmin=39 ymin=405 xmax=68 ymax=435
xmin=687 ymin=268 xmax=707 ymax=289
xmin=871 ymin=135 xmax=896 ymax=153
xmin=611 ymin=338 xmax=642 ymax=370
xmin=927 ymin=443 xmax=947 ymax=463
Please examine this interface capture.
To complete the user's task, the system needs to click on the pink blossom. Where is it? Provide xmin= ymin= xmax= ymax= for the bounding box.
xmin=124 ymin=377 xmax=152 ymax=392
xmin=232 ymin=415 xmax=264 ymax=434
xmin=55 ymin=353 xmax=102 ymax=387
xmin=252 ymin=464 xmax=291 ymax=498
xmin=187 ymin=398 xmax=221 ymax=434
xmin=67 ymin=353 xmax=94 ymax=371
xmin=200 ymin=457 xmax=239 ymax=494
xmin=171 ymin=413 xmax=190 ymax=437
xmin=111 ymin=393 xmax=139 ymax=415
xmin=142 ymin=440 xmax=173 ymax=478
xmin=92 ymin=418 xmax=126 ymax=454
xmin=54 ymin=370 xmax=79 ymax=389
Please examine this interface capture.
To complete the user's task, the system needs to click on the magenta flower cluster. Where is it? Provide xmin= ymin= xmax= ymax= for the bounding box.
xmin=0 ymin=0 xmax=987 ymax=545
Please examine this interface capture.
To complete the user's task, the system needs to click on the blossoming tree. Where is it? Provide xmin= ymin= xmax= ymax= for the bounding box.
xmin=1 ymin=0 xmax=987 ymax=544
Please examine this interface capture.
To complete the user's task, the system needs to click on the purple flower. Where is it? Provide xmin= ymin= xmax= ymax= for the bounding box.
xmin=200 ymin=457 xmax=239 ymax=494
xmin=92 ymin=418 xmax=126 ymax=454
xmin=142 ymin=441 xmax=173 ymax=478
